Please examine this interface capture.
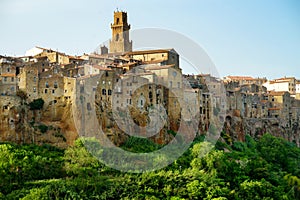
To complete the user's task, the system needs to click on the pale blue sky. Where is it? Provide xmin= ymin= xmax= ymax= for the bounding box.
xmin=0 ymin=0 xmax=299 ymax=79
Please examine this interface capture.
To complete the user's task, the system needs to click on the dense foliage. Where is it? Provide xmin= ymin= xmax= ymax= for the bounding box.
xmin=28 ymin=98 xmax=44 ymax=110
xmin=0 ymin=134 xmax=299 ymax=199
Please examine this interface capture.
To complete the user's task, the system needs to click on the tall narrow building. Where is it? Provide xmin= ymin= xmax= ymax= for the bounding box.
xmin=109 ymin=11 xmax=132 ymax=53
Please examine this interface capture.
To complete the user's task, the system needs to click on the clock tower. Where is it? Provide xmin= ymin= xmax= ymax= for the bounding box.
xmin=109 ymin=11 xmax=132 ymax=53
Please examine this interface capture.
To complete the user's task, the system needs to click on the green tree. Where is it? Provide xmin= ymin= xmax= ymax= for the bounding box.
xmin=29 ymin=98 xmax=44 ymax=110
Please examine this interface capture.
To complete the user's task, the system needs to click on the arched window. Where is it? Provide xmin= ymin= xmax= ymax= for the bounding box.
xmin=102 ymin=89 xmax=106 ymax=95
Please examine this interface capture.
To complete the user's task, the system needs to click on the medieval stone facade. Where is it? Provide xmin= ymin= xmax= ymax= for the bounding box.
xmin=0 ymin=11 xmax=299 ymax=147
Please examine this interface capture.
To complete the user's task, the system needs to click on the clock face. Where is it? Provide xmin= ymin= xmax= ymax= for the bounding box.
xmin=173 ymin=71 xmax=177 ymax=77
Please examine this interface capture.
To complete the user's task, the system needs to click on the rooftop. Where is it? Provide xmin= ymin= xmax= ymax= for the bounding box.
xmin=124 ymin=48 xmax=177 ymax=56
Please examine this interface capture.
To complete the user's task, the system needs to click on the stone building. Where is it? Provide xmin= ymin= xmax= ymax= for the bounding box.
xmin=223 ymin=76 xmax=267 ymax=86
xmin=263 ymin=77 xmax=297 ymax=94
xmin=0 ymin=56 xmax=23 ymax=95
xmin=124 ymin=49 xmax=180 ymax=69
xmin=26 ymin=46 xmax=71 ymax=65
xmin=109 ymin=11 xmax=132 ymax=53
xmin=18 ymin=64 xmax=40 ymax=100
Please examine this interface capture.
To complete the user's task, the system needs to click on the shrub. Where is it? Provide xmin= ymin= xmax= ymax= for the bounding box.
xmin=29 ymin=98 xmax=44 ymax=110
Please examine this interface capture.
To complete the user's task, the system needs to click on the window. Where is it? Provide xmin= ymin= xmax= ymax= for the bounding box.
xmin=11 ymin=87 xmax=14 ymax=92
xmin=52 ymin=90 xmax=55 ymax=94
xmin=45 ymin=89 xmax=48 ymax=93
xmin=102 ymin=89 xmax=106 ymax=95
xmin=33 ymin=77 xmax=36 ymax=82
xmin=149 ymin=91 xmax=153 ymax=99
xmin=116 ymin=18 xmax=120 ymax=24
xmin=7 ymin=68 xmax=10 ymax=72
xmin=54 ymin=82 xmax=58 ymax=88
xmin=177 ymin=82 xmax=180 ymax=88
xmin=45 ymin=82 xmax=49 ymax=88
xmin=33 ymin=87 xmax=36 ymax=93
xmin=11 ymin=77 xmax=14 ymax=82
xmin=4 ymin=77 xmax=7 ymax=82
xmin=140 ymin=99 xmax=143 ymax=107
xmin=108 ymin=89 xmax=112 ymax=95
xmin=169 ymin=81 xmax=173 ymax=88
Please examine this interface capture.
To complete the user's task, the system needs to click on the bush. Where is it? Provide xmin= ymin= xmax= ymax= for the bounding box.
xmin=38 ymin=124 xmax=48 ymax=133
xmin=29 ymin=98 xmax=44 ymax=110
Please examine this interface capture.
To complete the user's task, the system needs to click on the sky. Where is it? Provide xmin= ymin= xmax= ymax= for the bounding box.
xmin=0 ymin=0 xmax=299 ymax=79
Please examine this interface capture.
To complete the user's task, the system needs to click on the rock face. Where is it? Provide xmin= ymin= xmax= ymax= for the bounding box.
xmin=1 ymin=95 xmax=299 ymax=148
xmin=223 ymin=111 xmax=300 ymax=146
xmin=0 ymin=96 xmax=77 ymax=148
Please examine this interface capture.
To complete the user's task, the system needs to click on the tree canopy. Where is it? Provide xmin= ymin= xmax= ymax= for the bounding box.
xmin=0 ymin=133 xmax=299 ymax=199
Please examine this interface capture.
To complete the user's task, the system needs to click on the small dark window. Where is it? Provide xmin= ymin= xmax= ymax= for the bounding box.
xmin=102 ymin=89 xmax=106 ymax=95
xmin=54 ymin=82 xmax=58 ymax=88
xmin=87 ymin=103 xmax=92 ymax=111
xmin=108 ymin=89 xmax=112 ymax=95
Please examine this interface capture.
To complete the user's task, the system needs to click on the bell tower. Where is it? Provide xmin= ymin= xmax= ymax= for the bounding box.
xmin=109 ymin=11 xmax=132 ymax=53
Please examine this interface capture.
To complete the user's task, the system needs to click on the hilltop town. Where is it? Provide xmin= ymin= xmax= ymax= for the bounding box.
xmin=1 ymin=11 xmax=300 ymax=147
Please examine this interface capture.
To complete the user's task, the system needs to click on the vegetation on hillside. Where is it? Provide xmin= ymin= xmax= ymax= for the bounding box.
xmin=0 ymin=133 xmax=299 ymax=199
